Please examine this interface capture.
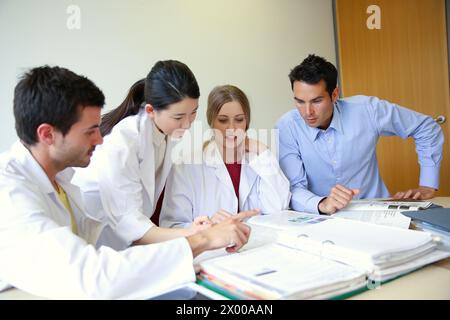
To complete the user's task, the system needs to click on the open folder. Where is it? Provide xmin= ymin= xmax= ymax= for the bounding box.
xmin=197 ymin=212 xmax=450 ymax=300
xmin=331 ymin=199 xmax=435 ymax=229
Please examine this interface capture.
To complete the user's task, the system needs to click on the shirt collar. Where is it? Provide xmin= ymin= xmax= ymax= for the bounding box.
xmin=304 ymin=103 xmax=344 ymax=141
xmin=328 ymin=103 xmax=344 ymax=134
xmin=13 ymin=141 xmax=75 ymax=194
xmin=152 ymin=121 xmax=167 ymax=147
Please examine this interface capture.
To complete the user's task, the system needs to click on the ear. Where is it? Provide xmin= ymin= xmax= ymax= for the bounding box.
xmin=331 ymin=86 xmax=339 ymax=104
xmin=36 ymin=123 xmax=56 ymax=145
xmin=145 ymin=103 xmax=156 ymax=119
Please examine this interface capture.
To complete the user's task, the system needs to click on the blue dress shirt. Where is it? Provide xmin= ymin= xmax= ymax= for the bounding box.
xmin=276 ymin=95 xmax=444 ymax=213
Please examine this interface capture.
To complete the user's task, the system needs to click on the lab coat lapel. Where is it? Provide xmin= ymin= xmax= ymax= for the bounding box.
xmin=156 ymin=137 xmax=176 ymax=197
xmin=15 ymin=142 xmax=104 ymax=245
xmin=57 ymin=169 xmax=104 ymax=245
xmin=13 ymin=141 xmax=54 ymax=194
xmin=14 ymin=142 xmax=69 ymax=225
xmin=204 ymin=142 xmax=236 ymax=196
xmin=239 ymin=162 xmax=258 ymax=208
xmin=57 ymin=168 xmax=83 ymax=212
xmin=138 ymin=112 xmax=156 ymax=206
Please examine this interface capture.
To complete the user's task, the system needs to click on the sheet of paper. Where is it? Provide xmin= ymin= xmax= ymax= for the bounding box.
xmin=247 ymin=210 xmax=330 ymax=231
xmin=193 ymin=225 xmax=278 ymax=265
xmin=345 ymin=200 xmax=432 ymax=211
xmin=334 ymin=210 xmax=412 ymax=229
xmin=371 ymin=249 xmax=450 ymax=281
xmin=200 ymin=244 xmax=366 ymax=299
xmin=276 ymin=218 xmax=434 ymax=269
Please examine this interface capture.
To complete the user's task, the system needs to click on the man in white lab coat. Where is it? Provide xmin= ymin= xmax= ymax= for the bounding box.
xmin=0 ymin=66 xmax=254 ymax=299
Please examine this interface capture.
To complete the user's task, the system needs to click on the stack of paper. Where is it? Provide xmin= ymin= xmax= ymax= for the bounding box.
xmin=197 ymin=210 xmax=450 ymax=300
xmin=198 ymin=243 xmax=367 ymax=300
xmin=275 ymin=217 xmax=449 ymax=281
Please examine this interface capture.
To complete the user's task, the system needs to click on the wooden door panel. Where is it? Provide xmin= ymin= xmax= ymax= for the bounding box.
xmin=335 ymin=0 xmax=450 ymax=195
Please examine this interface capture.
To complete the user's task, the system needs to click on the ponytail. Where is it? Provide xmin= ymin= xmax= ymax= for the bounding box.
xmin=100 ymin=60 xmax=199 ymax=136
xmin=100 ymin=79 xmax=145 ymax=136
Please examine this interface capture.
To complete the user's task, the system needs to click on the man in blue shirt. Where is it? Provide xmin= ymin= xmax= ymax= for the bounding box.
xmin=276 ymin=54 xmax=444 ymax=215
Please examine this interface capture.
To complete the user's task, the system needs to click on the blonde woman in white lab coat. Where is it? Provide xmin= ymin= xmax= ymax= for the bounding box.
xmin=160 ymin=85 xmax=291 ymax=228
xmin=74 ymin=61 xmax=258 ymax=250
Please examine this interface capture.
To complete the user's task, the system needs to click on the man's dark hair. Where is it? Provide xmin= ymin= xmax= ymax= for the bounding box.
xmin=288 ymin=54 xmax=338 ymax=97
xmin=13 ymin=65 xmax=105 ymax=145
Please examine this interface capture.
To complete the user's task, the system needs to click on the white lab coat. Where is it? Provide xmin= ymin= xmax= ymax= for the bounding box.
xmin=73 ymin=109 xmax=177 ymax=248
xmin=0 ymin=141 xmax=195 ymax=299
xmin=160 ymin=141 xmax=291 ymax=228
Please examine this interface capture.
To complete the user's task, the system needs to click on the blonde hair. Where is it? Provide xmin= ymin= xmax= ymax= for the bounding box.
xmin=206 ymin=85 xmax=251 ymax=130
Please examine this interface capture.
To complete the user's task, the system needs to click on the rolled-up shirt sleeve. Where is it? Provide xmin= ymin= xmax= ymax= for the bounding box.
xmin=366 ymin=96 xmax=444 ymax=189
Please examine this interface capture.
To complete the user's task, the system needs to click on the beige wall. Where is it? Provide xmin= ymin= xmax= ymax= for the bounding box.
xmin=0 ymin=0 xmax=336 ymax=151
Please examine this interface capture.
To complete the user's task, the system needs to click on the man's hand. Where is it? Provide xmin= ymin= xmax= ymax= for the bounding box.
xmin=318 ymin=184 xmax=360 ymax=215
xmin=393 ymin=186 xmax=436 ymax=200
xmin=187 ymin=209 xmax=260 ymax=257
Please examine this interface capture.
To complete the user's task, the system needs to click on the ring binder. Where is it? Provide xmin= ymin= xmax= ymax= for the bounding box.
xmin=431 ymin=235 xmax=442 ymax=244
xmin=320 ymin=240 xmax=335 ymax=259
xmin=295 ymin=234 xmax=309 ymax=250
xmin=199 ymin=212 xmax=450 ymax=300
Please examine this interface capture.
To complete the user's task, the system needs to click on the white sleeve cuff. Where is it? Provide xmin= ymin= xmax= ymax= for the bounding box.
xmin=115 ymin=214 xmax=155 ymax=245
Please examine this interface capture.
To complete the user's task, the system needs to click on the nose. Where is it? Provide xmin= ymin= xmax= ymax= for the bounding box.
xmin=228 ymin=120 xmax=240 ymax=130
xmin=305 ymin=104 xmax=314 ymax=117
xmin=181 ymin=117 xmax=190 ymax=129
xmin=94 ymin=129 xmax=103 ymax=145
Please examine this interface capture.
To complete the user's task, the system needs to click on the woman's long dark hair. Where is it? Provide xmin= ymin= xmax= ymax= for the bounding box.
xmin=100 ymin=60 xmax=200 ymax=136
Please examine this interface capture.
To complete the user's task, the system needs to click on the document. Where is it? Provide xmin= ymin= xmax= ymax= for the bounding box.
xmin=333 ymin=210 xmax=411 ymax=229
xmin=330 ymin=199 xmax=433 ymax=229
xmin=198 ymin=243 xmax=367 ymax=300
xmin=197 ymin=211 xmax=450 ymax=300
xmin=247 ymin=211 xmax=330 ymax=231
xmin=344 ymin=199 xmax=432 ymax=211
xmin=248 ymin=213 xmax=449 ymax=280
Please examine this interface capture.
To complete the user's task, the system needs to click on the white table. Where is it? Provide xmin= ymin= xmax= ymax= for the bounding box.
xmin=1 ymin=197 xmax=449 ymax=300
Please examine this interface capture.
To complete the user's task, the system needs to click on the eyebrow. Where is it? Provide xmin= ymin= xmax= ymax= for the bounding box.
xmin=85 ymin=124 xmax=100 ymax=131
xmin=173 ymin=106 xmax=199 ymax=116
xmin=294 ymin=96 xmax=324 ymax=103
xmin=217 ymin=114 xmax=245 ymax=117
